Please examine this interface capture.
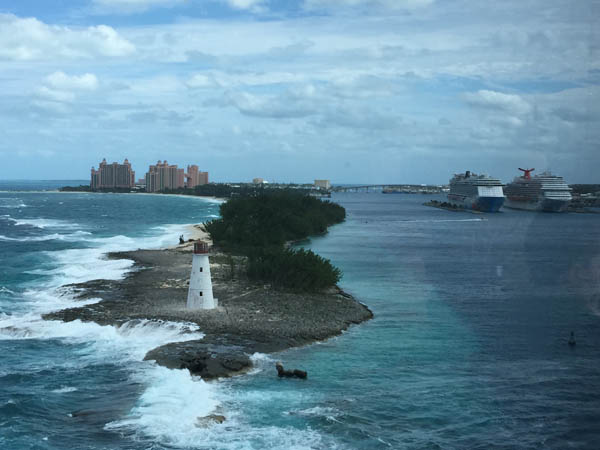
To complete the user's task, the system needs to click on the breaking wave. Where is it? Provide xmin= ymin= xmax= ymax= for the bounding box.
xmin=4 ymin=217 xmax=82 ymax=229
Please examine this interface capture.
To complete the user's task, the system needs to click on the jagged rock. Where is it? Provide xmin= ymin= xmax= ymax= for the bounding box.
xmin=144 ymin=340 xmax=252 ymax=379
xmin=195 ymin=414 xmax=226 ymax=427
xmin=293 ymin=369 xmax=308 ymax=379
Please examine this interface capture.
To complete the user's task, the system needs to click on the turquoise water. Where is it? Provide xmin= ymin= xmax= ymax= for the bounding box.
xmin=1 ymin=185 xmax=599 ymax=449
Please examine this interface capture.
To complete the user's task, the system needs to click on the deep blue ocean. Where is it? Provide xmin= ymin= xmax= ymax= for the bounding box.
xmin=1 ymin=182 xmax=599 ymax=449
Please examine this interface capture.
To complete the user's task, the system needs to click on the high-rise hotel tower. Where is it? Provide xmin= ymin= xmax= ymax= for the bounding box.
xmin=145 ymin=160 xmax=185 ymax=192
xmin=90 ymin=159 xmax=135 ymax=190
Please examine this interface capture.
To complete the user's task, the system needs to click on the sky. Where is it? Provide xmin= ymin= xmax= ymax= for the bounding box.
xmin=0 ymin=0 xmax=598 ymax=184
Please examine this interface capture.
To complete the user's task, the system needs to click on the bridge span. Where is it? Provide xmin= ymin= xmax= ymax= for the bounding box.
xmin=331 ymin=184 xmax=445 ymax=193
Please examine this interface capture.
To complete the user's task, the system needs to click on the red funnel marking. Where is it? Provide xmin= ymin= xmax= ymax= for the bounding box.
xmin=518 ymin=168 xmax=535 ymax=179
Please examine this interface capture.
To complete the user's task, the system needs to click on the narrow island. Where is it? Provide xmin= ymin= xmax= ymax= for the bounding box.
xmin=423 ymin=199 xmax=482 ymax=213
xmin=43 ymin=190 xmax=373 ymax=379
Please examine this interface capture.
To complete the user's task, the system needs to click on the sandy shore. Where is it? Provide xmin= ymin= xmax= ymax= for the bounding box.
xmin=44 ymin=236 xmax=373 ymax=379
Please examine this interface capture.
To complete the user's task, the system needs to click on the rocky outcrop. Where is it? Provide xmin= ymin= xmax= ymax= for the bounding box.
xmin=195 ymin=414 xmax=226 ymax=427
xmin=144 ymin=338 xmax=252 ymax=379
xmin=275 ymin=362 xmax=307 ymax=379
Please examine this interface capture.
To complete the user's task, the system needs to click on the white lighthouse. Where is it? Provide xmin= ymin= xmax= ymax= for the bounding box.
xmin=187 ymin=241 xmax=217 ymax=310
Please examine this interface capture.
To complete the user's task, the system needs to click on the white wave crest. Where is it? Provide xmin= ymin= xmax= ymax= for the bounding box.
xmin=0 ymin=202 xmax=28 ymax=209
xmin=292 ymin=406 xmax=344 ymax=423
xmin=105 ymin=366 xmax=219 ymax=443
xmin=106 ymin=367 xmax=332 ymax=449
xmin=51 ymin=386 xmax=78 ymax=394
xmin=0 ymin=316 xmax=203 ymax=361
xmin=5 ymin=217 xmax=82 ymax=229
xmin=0 ymin=231 xmax=92 ymax=243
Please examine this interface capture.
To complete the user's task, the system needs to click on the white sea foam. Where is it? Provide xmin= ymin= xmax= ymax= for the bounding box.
xmin=5 ymin=217 xmax=82 ymax=229
xmin=250 ymin=352 xmax=273 ymax=363
xmin=0 ymin=312 xmax=231 ymax=447
xmin=292 ymin=406 xmax=344 ymax=423
xmin=0 ymin=231 xmax=92 ymax=242
xmin=51 ymin=386 xmax=78 ymax=394
xmin=106 ymin=372 xmax=332 ymax=449
xmin=15 ymin=223 xmax=194 ymax=312
xmin=105 ymin=366 xmax=219 ymax=443
xmin=0 ymin=316 xmax=203 ymax=359
xmin=0 ymin=201 xmax=28 ymax=209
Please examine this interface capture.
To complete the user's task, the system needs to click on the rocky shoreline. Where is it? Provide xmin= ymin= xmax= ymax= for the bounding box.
xmin=43 ymin=236 xmax=373 ymax=379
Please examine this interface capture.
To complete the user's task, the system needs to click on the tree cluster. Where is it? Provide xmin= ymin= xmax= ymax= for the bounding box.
xmin=204 ymin=190 xmax=345 ymax=292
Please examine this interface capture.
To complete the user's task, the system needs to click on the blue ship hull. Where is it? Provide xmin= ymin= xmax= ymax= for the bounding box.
xmin=447 ymin=194 xmax=505 ymax=212
xmin=474 ymin=196 xmax=505 ymax=212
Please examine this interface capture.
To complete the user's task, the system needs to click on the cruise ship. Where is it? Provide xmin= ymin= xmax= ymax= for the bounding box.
xmin=504 ymin=168 xmax=572 ymax=212
xmin=447 ymin=171 xmax=505 ymax=212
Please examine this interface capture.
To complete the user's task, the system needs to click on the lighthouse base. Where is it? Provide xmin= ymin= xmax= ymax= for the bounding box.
xmin=187 ymin=289 xmax=218 ymax=310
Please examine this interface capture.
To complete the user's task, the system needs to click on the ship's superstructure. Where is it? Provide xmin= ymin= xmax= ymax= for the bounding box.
xmin=447 ymin=171 xmax=504 ymax=212
xmin=504 ymin=168 xmax=572 ymax=212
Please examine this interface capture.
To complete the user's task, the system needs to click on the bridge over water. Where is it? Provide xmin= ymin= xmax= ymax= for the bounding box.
xmin=331 ymin=184 xmax=445 ymax=193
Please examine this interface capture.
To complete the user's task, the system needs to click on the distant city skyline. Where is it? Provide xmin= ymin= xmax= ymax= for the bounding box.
xmin=0 ymin=1 xmax=598 ymax=184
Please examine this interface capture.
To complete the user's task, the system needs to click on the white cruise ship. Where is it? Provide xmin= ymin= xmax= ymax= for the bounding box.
xmin=447 ymin=171 xmax=505 ymax=212
xmin=504 ymin=168 xmax=572 ymax=212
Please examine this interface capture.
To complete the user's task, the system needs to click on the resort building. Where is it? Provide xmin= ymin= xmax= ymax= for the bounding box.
xmin=253 ymin=177 xmax=268 ymax=184
xmin=186 ymin=165 xmax=209 ymax=188
xmin=90 ymin=158 xmax=135 ymax=190
xmin=145 ymin=160 xmax=185 ymax=192
xmin=314 ymin=179 xmax=331 ymax=190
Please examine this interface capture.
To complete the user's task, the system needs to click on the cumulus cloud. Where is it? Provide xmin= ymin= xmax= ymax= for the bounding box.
xmin=186 ymin=70 xmax=307 ymax=89
xmin=304 ymin=0 xmax=434 ymax=11
xmin=186 ymin=73 xmax=221 ymax=89
xmin=315 ymin=106 xmax=401 ymax=130
xmin=46 ymin=72 xmax=99 ymax=91
xmin=211 ymin=85 xmax=320 ymax=118
xmin=464 ymin=90 xmax=532 ymax=116
xmin=92 ymin=0 xmax=186 ymax=14
xmin=223 ymin=0 xmax=267 ymax=12
xmin=32 ymin=72 xmax=99 ymax=110
xmin=36 ymin=87 xmax=76 ymax=103
xmin=0 ymin=14 xmax=135 ymax=60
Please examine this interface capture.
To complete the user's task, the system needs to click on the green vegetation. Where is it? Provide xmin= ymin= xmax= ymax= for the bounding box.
xmin=162 ymin=183 xmax=328 ymax=198
xmin=162 ymin=184 xmax=267 ymax=197
xmin=59 ymin=185 xmax=134 ymax=193
xmin=571 ymin=184 xmax=600 ymax=196
xmin=205 ymin=190 xmax=345 ymax=292
xmin=61 ymin=182 xmax=329 ymax=197
xmin=59 ymin=185 xmax=92 ymax=192
xmin=247 ymin=248 xmax=342 ymax=291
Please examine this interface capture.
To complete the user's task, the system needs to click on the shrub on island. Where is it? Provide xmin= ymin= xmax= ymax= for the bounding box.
xmin=205 ymin=190 xmax=345 ymax=252
xmin=247 ymin=248 xmax=342 ymax=292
